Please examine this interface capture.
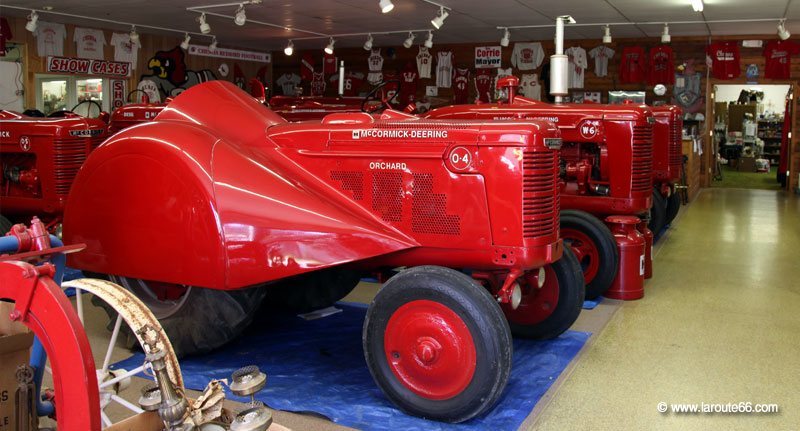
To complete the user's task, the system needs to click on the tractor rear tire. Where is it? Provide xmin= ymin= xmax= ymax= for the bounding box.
xmin=363 ymin=266 xmax=512 ymax=423
xmin=664 ymin=191 xmax=681 ymax=226
xmin=262 ymin=268 xmax=362 ymax=313
xmin=96 ymin=278 xmax=267 ymax=357
xmin=648 ymin=189 xmax=666 ymax=236
xmin=502 ymin=246 xmax=585 ymax=340
xmin=560 ymin=210 xmax=619 ymax=300
xmin=0 ymin=215 xmax=13 ymax=235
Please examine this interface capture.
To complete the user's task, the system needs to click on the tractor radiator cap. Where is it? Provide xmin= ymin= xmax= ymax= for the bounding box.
xmin=231 ymin=402 xmax=273 ymax=431
xmin=230 ymin=365 xmax=267 ymax=397
xmin=138 ymin=382 xmax=162 ymax=411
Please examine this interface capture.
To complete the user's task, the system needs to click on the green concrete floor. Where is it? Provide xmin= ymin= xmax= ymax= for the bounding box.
xmin=529 ymin=188 xmax=800 ymax=430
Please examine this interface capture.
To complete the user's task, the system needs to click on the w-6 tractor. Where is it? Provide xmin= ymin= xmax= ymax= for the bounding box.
xmin=0 ymin=110 xmax=108 ymax=233
xmin=423 ymin=76 xmax=655 ymax=299
xmin=63 ymin=81 xmax=584 ymax=423
xmin=651 ymin=105 xmax=684 ymax=230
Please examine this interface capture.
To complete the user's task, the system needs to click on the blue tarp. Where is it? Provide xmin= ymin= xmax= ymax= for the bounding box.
xmin=113 ymin=303 xmax=589 ymax=431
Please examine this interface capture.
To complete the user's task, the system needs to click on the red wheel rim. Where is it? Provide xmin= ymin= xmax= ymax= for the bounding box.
xmin=560 ymin=228 xmax=600 ymax=285
xmin=384 ymin=300 xmax=476 ymax=400
xmin=502 ymin=265 xmax=560 ymax=325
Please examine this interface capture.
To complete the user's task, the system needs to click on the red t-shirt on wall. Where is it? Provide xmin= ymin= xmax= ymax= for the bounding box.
xmin=763 ymin=40 xmax=800 ymax=79
xmin=620 ymin=47 xmax=647 ymax=84
xmin=452 ymin=68 xmax=471 ymax=104
xmin=707 ymin=41 xmax=740 ymax=80
xmin=399 ymin=63 xmax=419 ymax=105
xmin=648 ymin=45 xmax=675 ymax=85
xmin=0 ymin=18 xmax=12 ymax=57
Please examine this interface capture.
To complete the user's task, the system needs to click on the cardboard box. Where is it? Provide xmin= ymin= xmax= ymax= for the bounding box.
xmin=738 ymin=156 xmax=756 ymax=172
xmin=0 ymin=302 xmax=34 ymax=430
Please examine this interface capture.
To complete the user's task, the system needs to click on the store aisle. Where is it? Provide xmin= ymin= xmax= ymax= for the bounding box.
xmin=530 ymin=188 xmax=800 ymax=430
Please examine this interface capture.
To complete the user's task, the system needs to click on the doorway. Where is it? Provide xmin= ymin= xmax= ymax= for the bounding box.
xmin=711 ymin=84 xmax=792 ymax=190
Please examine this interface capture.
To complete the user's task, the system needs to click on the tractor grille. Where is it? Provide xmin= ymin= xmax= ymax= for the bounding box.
xmin=669 ymin=118 xmax=682 ymax=173
xmin=631 ymin=124 xmax=653 ymax=192
xmin=90 ymin=132 xmax=106 ymax=149
xmin=53 ymin=137 xmax=89 ymax=196
xmin=522 ymin=150 xmax=559 ymax=239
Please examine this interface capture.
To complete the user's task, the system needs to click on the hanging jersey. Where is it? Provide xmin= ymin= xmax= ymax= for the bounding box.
xmin=0 ymin=18 xmax=12 ymax=57
xmin=367 ymin=49 xmax=384 ymax=85
xmin=452 ymin=68 xmax=471 ymax=104
xmin=648 ymin=45 xmax=675 ymax=85
xmin=565 ymin=46 xmax=588 ymax=89
xmin=330 ymin=71 xmax=365 ymax=97
xmin=706 ymin=41 xmax=740 ymax=80
xmin=511 ymin=42 xmax=545 ymax=71
xmin=519 ymin=73 xmax=541 ymax=100
xmin=323 ymin=52 xmax=338 ymax=74
xmin=416 ymin=47 xmax=433 ymax=78
xmin=474 ymin=69 xmax=493 ymax=103
xmin=311 ymin=72 xmax=326 ymax=96
xmin=494 ymin=67 xmax=513 ymax=100
xmin=763 ymin=40 xmax=799 ymax=79
xmin=399 ymin=65 xmax=419 ymax=105
xmin=276 ymin=73 xmax=301 ymax=95
xmin=436 ymin=51 xmax=453 ymax=88
xmin=620 ymin=46 xmax=647 ymax=83
xmin=588 ymin=45 xmax=615 ymax=77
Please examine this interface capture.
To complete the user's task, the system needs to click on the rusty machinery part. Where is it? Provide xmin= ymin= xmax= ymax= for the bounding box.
xmin=16 ymin=364 xmax=38 ymax=431
xmin=61 ymin=278 xmax=184 ymax=390
xmin=138 ymin=382 xmax=163 ymax=412
xmin=230 ymin=401 xmax=273 ymax=431
xmin=145 ymin=344 xmax=189 ymax=428
xmin=230 ymin=366 xmax=268 ymax=399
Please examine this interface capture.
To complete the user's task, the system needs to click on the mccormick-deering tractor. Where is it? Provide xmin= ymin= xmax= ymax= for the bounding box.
xmin=651 ymin=105 xmax=684 ymax=231
xmin=106 ymin=94 xmax=168 ymax=134
xmin=424 ymin=76 xmax=656 ymax=299
xmin=0 ymin=110 xmax=108 ymax=233
xmin=63 ymin=81 xmax=584 ymax=422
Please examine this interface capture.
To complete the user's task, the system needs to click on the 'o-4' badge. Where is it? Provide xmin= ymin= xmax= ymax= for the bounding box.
xmin=449 ymin=146 xmax=472 ymax=170
xmin=20 ymin=136 xmax=31 ymax=151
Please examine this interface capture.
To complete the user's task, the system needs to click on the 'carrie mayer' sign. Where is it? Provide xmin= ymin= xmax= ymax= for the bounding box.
xmin=474 ymin=46 xmax=502 ymax=69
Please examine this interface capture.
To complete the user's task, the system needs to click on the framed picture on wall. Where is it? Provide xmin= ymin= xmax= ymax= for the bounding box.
xmin=608 ymin=90 xmax=646 ymax=105
xmin=583 ymin=91 xmax=602 ymax=103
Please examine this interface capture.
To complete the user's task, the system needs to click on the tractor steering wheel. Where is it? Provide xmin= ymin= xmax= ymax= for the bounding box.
xmin=361 ymin=79 xmax=402 ymax=114
xmin=126 ymin=89 xmax=150 ymax=104
xmin=70 ymin=100 xmax=103 ymax=118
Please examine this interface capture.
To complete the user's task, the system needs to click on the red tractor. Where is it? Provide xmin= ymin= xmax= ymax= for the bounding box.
xmin=0 ymin=110 xmax=108 ymax=233
xmin=650 ymin=105 xmax=684 ymax=232
xmin=63 ymin=81 xmax=584 ymax=422
xmin=107 ymin=97 xmax=167 ymax=134
xmin=269 ymin=80 xmax=404 ymax=122
xmin=423 ymin=76 xmax=655 ymax=299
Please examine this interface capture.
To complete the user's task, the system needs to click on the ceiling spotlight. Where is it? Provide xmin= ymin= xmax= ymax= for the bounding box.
xmin=690 ymin=0 xmax=704 ymax=12
xmin=324 ymin=37 xmax=335 ymax=54
xmin=284 ymin=40 xmax=294 ymax=56
xmin=379 ymin=0 xmax=394 ymax=13
xmin=602 ymin=25 xmax=612 ymax=44
xmin=234 ymin=4 xmax=247 ymax=26
xmin=431 ymin=7 xmax=449 ymax=29
xmin=778 ymin=19 xmax=791 ymax=40
xmin=424 ymin=31 xmax=433 ymax=48
xmin=25 ymin=10 xmax=38 ymax=33
xmin=403 ymin=32 xmax=415 ymax=49
xmin=500 ymin=28 xmax=510 ymax=47
xmin=661 ymin=23 xmax=671 ymax=43
xmin=363 ymin=34 xmax=374 ymax=51
xmin=129 ymin=25 xmax=140 ymax=44
xmin=209 ymin=36 xmax=218 ymax=51
xmin=180 ymin=33 xmax=191 ymax=50
xmin=198 ymin=13 xmax=211 ymax=34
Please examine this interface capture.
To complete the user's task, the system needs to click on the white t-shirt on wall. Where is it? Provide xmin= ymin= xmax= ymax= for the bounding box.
xmin=74 ymin=27 xmax=106 ymax=60
xmin=588 ymin=46 xmax=615 ymax=77
xmin=511 ymin=42 xmax=545 ymax=71
xmin=276 ymin=73 xmax=301 ymax=95
xmin=519 ymin=73 xmax=541 ymax=100
xmin=565 ymin=46 xmax=588 ymax=89
xmin=110 ymin=32 xmax=139 ymax=69
xmin=34 ymin=21 xmax=67 ymax=57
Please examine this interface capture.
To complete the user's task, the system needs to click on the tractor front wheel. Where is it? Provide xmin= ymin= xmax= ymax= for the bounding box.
xmin=96 ymin=277 xmax=267 ymax=357
xmin=501 ymin=246 xmax=585 ymax=339
xmin=665 ymin=190 xmax=681 ymax=226
xmin=363 ymin=266 xmax=512 ymax=423
xmin=560 ymin=210 xmax=619 ymax=299
xmin=649 ymin=189 xmax=667 ymax=236
xmin=0 ymin=214 xmax=12 ymax=235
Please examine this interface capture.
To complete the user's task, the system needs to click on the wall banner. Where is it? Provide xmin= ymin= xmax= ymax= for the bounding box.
xmin=110 ymin=79 xmax=128 ymax=110
xmin=187 ymin=44 xmax=271 ymax=63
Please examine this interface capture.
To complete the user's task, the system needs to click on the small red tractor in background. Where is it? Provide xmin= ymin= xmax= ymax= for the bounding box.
xmin=106 ymin=93 xmax=168 ymax=134
xmin=650 ymin=105 xmax=684 ymax=231
xmin=63 ymin=81 xmax=585 ymax=423
xmin=424 ymin=76 xmax=656 ymax=299
xmin=0 ymin=110 xmax=108 ymax=233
